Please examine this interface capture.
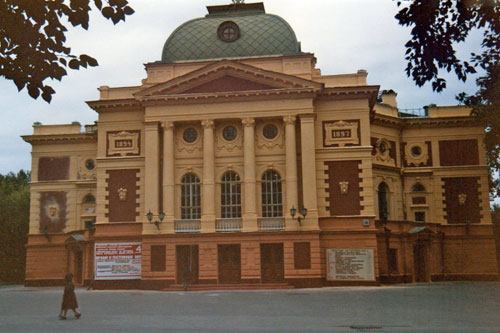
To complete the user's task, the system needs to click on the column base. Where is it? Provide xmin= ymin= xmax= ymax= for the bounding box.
xmin=201 ymin=215 xmax=216 ymax=233
xmin=285 ymin=217 xmax=300 ymax=231
xmin=163 ymin=218 xmax=175 ymax=233
xmin=242 ymin=216 xmax=258 ymax=232
xmin=300 ymin=211 xmax=320 ymax=231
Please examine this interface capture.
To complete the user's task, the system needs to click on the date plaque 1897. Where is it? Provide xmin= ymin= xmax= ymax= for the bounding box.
xmin=326 ymin=248 xmax=375 ymax=281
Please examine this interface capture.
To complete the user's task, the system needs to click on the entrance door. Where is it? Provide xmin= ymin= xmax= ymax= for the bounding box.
xmin=260 ymin=243 xmax=284 ymax=283
xmin=74 ymin=250 xmax=83 ymax=285
xmin=413 ymin=242 xmax=427 ymax=282
xmin=176 ymin=245 xmax=199 ymax=284
xmin=218 ymin=244 xmax=241 ymax=284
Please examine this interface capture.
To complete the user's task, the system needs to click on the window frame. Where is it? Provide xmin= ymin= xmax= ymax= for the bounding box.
xmin=261 ymin=170 xmax=283 ymax=218
xmin=181 ymin=173 xmax=201 ymax=219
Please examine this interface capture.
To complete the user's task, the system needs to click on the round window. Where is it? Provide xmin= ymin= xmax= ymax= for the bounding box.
xmin=85 ymin=159 xmax=95 ymax=170
xmin=217 ymin=21 xmax=240 ymax=43
xmin=263 ymin=124 xmax=278 ymax=140
xmin=183 ymin=128 xmax=198 ymax=143
xmin=411 ymin=146 xmax=422 ymax=157
xmin=222 ymin=125 xmax=237 ymax=141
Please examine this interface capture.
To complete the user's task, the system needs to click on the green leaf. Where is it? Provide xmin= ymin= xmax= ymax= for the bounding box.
xmin=13 ymin=79 xmax=26 ymax=92
xmin=68 ymin=58 xmax=80 ymax=69
xmin=27 ymin=84 xmax=40 ymax=99
xmin=123 ymin=6 xmax=134 ymax=15
xmin=101 ymin=6 xmax=114 ymax=19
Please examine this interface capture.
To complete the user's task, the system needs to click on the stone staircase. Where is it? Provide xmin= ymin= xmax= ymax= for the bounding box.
xmin=164 ymin=283 xmax=294 ymax=292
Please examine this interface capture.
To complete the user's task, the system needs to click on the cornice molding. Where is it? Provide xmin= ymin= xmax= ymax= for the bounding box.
xmin=86 ymin=99 xmax=142 ymax=112
xmin=22 ymin=133 xmax=96 ymax=145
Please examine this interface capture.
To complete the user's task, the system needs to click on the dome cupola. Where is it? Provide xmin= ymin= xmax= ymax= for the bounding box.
xmin=161 ymin=2 xmax=303 ymax=63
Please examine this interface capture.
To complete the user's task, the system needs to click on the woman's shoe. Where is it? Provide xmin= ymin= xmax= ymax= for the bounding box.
xmin=59 ymin=316 xmax=66 ymax=320
xmin=75 ymin=313 xmax=81 ymax=319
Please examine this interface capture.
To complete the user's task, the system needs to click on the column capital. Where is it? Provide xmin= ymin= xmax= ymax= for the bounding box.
xmin=283 ymin=115 xmax=296 ymax=124
xmin=162 ymin=121 xmax=174 ymax=130
xmin=299 ymin=114 xmax=315 ymax=122
xmin=201 ymin=119 xmax=214 ymax=129
xmin=242 ymin=118 xmax=255 ymax=127
xmin=144 ymin=121 xmax=160 ymax=130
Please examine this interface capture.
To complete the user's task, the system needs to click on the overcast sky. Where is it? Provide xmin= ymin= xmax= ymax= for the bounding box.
xmin=0 ymin=0 xmax=484 ymax=175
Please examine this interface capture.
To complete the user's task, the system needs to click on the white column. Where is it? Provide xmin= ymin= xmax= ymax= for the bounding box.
xmin=144 ymin=121 xmax=160 ymax=226
xmin=201 ymin=119 xmax=216 ymax=232
xmin=300 ymin=114 xmax=319 ymax=230
xmin=162 ymin=121 xmax=175 ymax=232
xmin=242 ymin=118 xmax=257 ymax=231
xmin=284 ymin=115 xmax=299 ymax=229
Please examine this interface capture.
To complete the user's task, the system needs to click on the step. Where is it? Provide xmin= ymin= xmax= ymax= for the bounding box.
xmin=164 ymin=283 xmax=294 ymax=292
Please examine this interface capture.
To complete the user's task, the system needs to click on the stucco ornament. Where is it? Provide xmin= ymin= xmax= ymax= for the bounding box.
xmin=117 ymin=187 xmax=128 ymax=201
xmin=374 ymin=138 xmax=395 ymax=165
xmin=48 ymin=205 xmax=58 ymax=219
xmin=323 ymin=120 xmax=359 ymax=147
xmin=458 ymin=193 xmax=467 ymax=206
xmin=339 ymin=181 xmax=349 ymax=195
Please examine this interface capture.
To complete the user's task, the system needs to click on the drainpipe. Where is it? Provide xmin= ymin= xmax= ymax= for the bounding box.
xmin=399 ymin=125 xmax=407 ymax=221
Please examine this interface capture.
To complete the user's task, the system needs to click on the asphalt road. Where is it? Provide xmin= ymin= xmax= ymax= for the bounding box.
xmin=1 ymin=282 xmax=500 ymax=332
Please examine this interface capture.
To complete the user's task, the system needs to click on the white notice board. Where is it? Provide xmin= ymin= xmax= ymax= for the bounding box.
xmin=326 ymin=248 xmax=375 ymax=281
xmin=94 ymin=242 xmax=142 ymax=280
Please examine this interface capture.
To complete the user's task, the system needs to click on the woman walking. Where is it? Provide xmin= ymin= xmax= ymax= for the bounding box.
xmin=59 ymin=273 xmax=82 ymax=320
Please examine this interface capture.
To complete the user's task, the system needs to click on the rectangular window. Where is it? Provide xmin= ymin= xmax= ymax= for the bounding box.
xmin=415 ymin=212 xmax=426 ymax=222
xmin=294 ymin=242 xmax=311 ymax=269
xmin=151 ymin=245 xmax=166 ymax=272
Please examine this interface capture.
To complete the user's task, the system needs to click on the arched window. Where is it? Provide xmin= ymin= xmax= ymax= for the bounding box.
xmin=378 ymin=182 xmax=389 ymax=221
xmin=261 ymin=170 xmax=283 ymax=217
xmin=181 ymin=173 xmax=201 ymax=219
xmin=83 ymin=194 xmax=96 ymax=204
xmin=412 ymin=183 xmax=426 ymax=192
xmin=221 ymin=171 xmax=241 ymax=218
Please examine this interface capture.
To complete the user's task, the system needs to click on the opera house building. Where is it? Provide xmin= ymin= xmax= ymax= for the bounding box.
xmin=22 ymin=2 xmax=498 ymax=289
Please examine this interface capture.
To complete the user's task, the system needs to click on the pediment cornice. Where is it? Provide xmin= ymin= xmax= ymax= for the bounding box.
xmin=134 ymin=60 xmax=323 ymax=99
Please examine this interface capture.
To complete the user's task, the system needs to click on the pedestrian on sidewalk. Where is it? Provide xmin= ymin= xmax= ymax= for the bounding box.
xmin=59 ymin=273 xmax=82 ymax=320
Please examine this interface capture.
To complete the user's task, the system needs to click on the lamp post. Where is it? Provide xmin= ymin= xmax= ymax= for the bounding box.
xmin=147 ymin=210 xmax=165 ymax=230
xmin=290 ymin=206 xmax=307 ymax=225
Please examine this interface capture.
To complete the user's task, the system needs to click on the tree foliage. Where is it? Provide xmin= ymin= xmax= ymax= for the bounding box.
xmin=0 ymin=0 xmax=134 ymax=103
xmin=0 ymin=170 xmax=30 ymax=283
xmin=396 ymin=0 xmax=500 ymax=196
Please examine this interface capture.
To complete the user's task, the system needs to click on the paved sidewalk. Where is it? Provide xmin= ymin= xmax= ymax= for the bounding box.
xmin=1 ymin=282 xmax=500 ymax=332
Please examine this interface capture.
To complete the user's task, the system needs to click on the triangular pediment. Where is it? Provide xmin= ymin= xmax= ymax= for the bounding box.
xmin=135 ymin=60 xmax=323 ymax=98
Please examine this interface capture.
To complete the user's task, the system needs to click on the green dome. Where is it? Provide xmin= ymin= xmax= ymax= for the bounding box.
xmin=161 ymin=3 xmax=303 ymax=63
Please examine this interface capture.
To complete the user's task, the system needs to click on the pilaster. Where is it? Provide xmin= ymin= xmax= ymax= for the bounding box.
xmin=242 ymin=117 xmax=258 ymax=231
xmin=284 ymin=115 xmax=299 ymax=230
xmin=201 ymin=119 xmax=216 ymax=232
xmin=299 ymin=114 xmax=319 ymax=230
xmin=144 ymin=121 xmax=160 ymax=225
xmin=162 ymin=121 xmax=175 ymax=233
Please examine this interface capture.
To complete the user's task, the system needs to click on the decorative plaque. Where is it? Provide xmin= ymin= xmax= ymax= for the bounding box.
xmin=326 ymin=248 xmax=375 ymax=281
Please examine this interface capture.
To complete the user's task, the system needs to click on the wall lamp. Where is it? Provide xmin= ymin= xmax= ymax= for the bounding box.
xmin=290 ymin=206 xmax=307 ymax=225
xmin=147 ymin=211 xmax=165 ymax=230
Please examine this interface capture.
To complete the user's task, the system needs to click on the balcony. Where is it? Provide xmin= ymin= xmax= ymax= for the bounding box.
xmin=174 ymin=219 xmax=201 ymax=233
xmin=258 ymin=217 xmax=285 ymax=231
xmin=216 ymin=218 xmax=242 ymax=232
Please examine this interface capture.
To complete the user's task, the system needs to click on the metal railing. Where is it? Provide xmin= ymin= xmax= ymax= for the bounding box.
xmin=257 ymin=217 xmax=285 ymax=231
xmin=216 ymin=218 xmax=242 ymax=232
xmin=398 ymin=108 xmax=428 ymax=118
xmin=174 ymin=219 xmax=201 ymax=233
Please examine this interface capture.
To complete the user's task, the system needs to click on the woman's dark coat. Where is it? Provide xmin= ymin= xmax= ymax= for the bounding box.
xmin=61 ymin=282 xmax=78 ymax=310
